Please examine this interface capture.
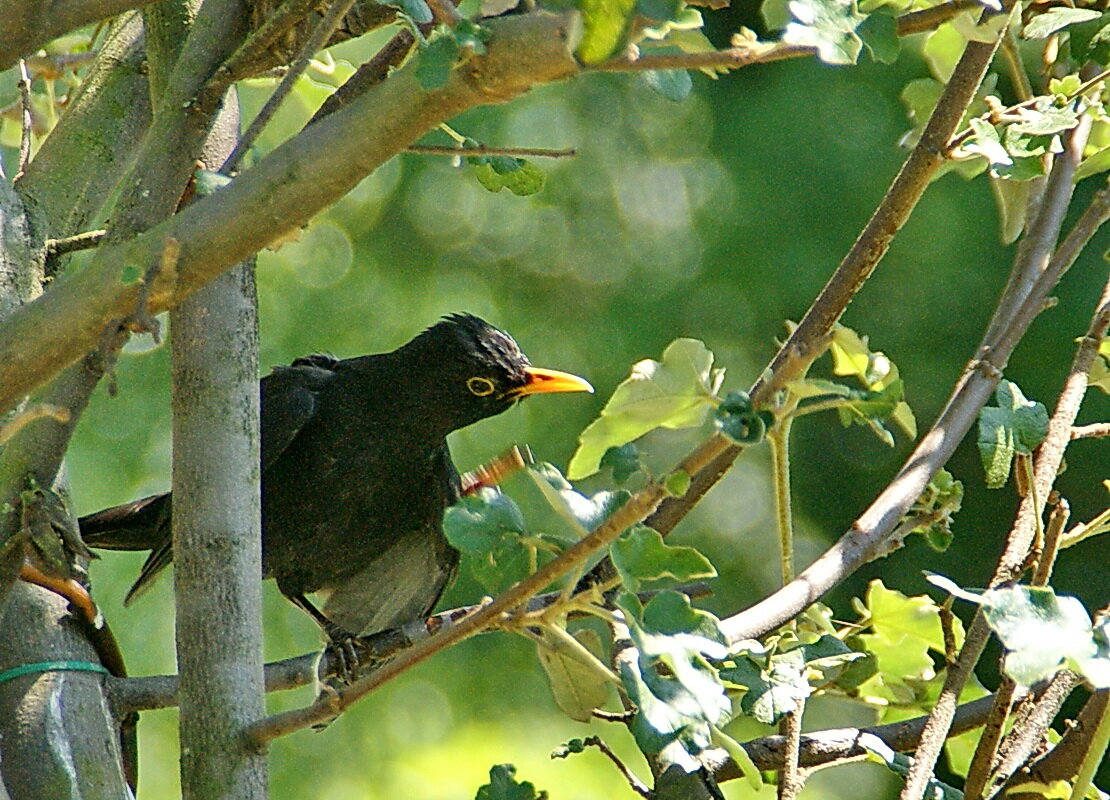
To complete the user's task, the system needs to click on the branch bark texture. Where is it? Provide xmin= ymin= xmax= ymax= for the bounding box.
xmin=0 ymin=10 xmax=580 ymax=415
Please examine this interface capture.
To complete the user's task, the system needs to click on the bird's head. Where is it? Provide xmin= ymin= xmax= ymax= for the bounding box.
xmin=401 ymin=313 xmax=593 ymax=431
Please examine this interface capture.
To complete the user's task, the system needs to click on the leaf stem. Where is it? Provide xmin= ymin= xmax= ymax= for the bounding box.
xmin=769 ymin=416 xmax=795 ymax=585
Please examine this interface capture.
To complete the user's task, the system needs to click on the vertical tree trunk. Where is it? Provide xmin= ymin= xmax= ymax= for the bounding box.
xmin=171 ymin=256 xmax=267 ymax=799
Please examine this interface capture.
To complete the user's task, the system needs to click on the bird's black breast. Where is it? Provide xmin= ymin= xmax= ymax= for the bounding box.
xmin=258 ymin=363 xmax=461 ymax=625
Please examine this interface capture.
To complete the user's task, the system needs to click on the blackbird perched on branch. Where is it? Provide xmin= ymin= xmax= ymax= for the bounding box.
xmin=80 ymin=314 xmax=592 ymax=655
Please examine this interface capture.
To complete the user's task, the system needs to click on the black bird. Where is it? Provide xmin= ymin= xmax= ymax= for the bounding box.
xmin=80 ymin=314 xmax=592 ymax=650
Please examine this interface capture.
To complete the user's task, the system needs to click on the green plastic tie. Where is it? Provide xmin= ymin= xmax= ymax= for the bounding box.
xmin=0 ymin=660 xmax=110 ymax=687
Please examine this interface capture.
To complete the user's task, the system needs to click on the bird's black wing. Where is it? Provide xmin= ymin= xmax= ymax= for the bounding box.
xmin=260 ymin=357 xmax=336 ymax=473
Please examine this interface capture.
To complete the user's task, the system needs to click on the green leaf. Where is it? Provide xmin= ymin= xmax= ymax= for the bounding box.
xmin=568 ymin=338 xmax=724 ymax=479
xmin=854 ymin=579 xmax=963 ymax=685
xmin=618 ymin=591 xmax=731 ymax=771
xmin=932 ymin=579 xmax=1109 ymax=688
xmin=799 ymin=634 xmax=876 ymax=689
xmin=576 ymin=0 xmax=637 ymax=65
xmin=599 ymin=443 xmax=643 ymax=483
xmin=1089 ymin=339 xmax=1110 ymax=393
xmin=443 ymin=488 xmax=525 ymax=553
xmin=642 ymin=69 xmax=693 ymax=102
xmin=1075 ymin=145 xmax=1110 ymax=183
xmin=981 ymin=586 xmax=1100 ymax=687
xmin=977 ymin=380 xmax=1049 ymax=489
xmin=782 ymin=0 xmax=864 ymax=65
xmin=415 ymin=35 xmax=460 ymax=91
xmin=474 ymin=764 xmax=545 ymax=800
xmin=1022 ymin=7 xmax=1101 ymax=39
xmin=663 ymin=469 xmax=690 ymax=498
xmin=636 ymin=0 xmax=682 ymax=22
xmin=536 ymin=628 xmax=612 ymax=721
xmin=611 ymin=525 xmax=716 ymax=590
xmin=398 ymin=0 xmax=433 ymax=23
xmin=471 ymin=159 xmax=546 ymax=196
xmin=858 ymin=11 xmax=899 ymax=63
xmin=528 ymin=462 xmax=631 ymax=538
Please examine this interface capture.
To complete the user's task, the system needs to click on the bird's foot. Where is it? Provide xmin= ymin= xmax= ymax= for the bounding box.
xmin=322 ymin=623 xmax=380 ymax=684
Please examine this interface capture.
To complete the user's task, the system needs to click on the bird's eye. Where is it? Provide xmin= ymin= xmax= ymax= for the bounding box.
xmin=467 ymin=376 xmax=496 ymax=397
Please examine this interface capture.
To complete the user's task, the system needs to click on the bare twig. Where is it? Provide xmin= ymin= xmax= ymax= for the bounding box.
xmin=962 ymin=679 xmax=1016 ymax=799
xmin=308 ymin=29 xmax=415 ymax=124
xmin=15 ymin=59 xmax=33 ymax=179
xmin=406 ymin=144 xmax=577 ymax=159
xmin=896 ymin=0 xmax=981 ymax=36
xmin=989 ymin=670 xmax=1080 ymax=794
xmin=1032 ymin=497 xmax=1069 ymax=586
xmin=715 ymin=693 xmax=1003 ymax=780
xmin=778 ymin=697 xmax=805 ymax=799
xmin=221 ymin=0 xmax=360 ymax=174
xmin=577 ymin=736 xmax=651 ymax=798
xmin=1071 ymin=422 xmax=1110 ymax=440
xmin=43 ymin=230 xmax=108 ymax=261
xmin=425 ymin=0 xmax=463 ymax=26
xmin=900 ymin=184 xmax=1110 ymax=800
xmin=590 ymin=42 xmax=814 ymax=73
xmin=210 ymin=0 xmax=326 ymax=87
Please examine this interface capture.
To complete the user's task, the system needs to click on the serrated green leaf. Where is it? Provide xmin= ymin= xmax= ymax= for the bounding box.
xmin=568 ymin=338 xmax=724 ymax=479
xmin=576 ymin=0 xmax=637 ymax=64
xmin=782 ymin=0 xmax=864 ymax=65
xmin=475 ymin=764 xmax=544 ymax=800
xmin=642 ymin=69 xmax=692 ymax=102
xmin=611 ymin=525 xmax=716 ymax=590
xmin=536 ymin=628 xmax=612 ymax=721
xmin=855 ymin=579 xmax=963 ymax=685
xmin=858 ymin=11 xmax=899 ymax=63
xmin=977 ymin=380 xmax=1049 ymax=489
xmin=1022 ymin=7 xmax=1101 ymax=39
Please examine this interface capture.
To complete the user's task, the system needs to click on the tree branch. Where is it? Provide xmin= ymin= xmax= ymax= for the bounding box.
xmin=0 ymin=10 xmax=580 ymax=417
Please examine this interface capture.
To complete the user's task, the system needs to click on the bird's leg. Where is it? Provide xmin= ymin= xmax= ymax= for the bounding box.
xmin=287 ymin=593 xmax=365 ymax=682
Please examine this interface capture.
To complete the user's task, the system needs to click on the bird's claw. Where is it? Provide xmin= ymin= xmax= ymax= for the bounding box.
xmin=323 ymin=626 xmax=380 ymax=684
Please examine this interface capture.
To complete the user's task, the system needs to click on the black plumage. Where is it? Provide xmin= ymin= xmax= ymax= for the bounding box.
xmin=80 ymin=314 xmax=592 ymax=643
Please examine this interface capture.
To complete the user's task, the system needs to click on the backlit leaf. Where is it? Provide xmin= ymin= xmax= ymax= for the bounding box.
xmin=568 ymin=339 xmax=724 ymax=479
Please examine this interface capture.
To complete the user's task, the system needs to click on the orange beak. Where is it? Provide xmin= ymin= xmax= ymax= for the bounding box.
xmin=509 ymin=366 xmax=594 ymax=398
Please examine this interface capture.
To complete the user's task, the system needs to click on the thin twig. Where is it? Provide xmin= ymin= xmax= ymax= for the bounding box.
xmin=590 ymin=42 xmax=814 ymax=73
xmin=221 ymin=0 xmax=360 ymax=174
xmin=1032 ymin=496 xmax=1069 ymax=586
xmin=308 ymin=29 xmax=415 ymax=125
xmin=1071 ymin=422 xmax=1110 ymax=440
xmin=989 ymin=670 xmax=1080 ymax=793
xmin=15 ymin=59 xmax=33 ymax=179
xmin=778 ymin=697 xmax=805 ymax=799
xmin=900 ymin=181 xmax=1110 ymax=800
xmin=962 ymin=678 xmax=1016 ymax=799
xmin=43 ymin=230 xmax=108 ymax=260
xmin=424 ymin=0 xmax=462 ymax=26
xmin=579 ymin=736 xmax=651 ymax=798
xmin=209 ymin=0 xmax=325 ymax=87
xmin=896 ymin=0 xmax=981 ymax=36
xmin=715 ymin=693 xmax=1003 ymax=780
xmin=999 ymin=26 xmax=1034 ymax=103
xmin=406 ymin=144 xmax=577 ymax=159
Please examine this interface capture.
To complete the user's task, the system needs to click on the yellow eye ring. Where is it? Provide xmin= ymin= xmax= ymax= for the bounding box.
xmin=467 ymin=376 xmax=496 ymax=397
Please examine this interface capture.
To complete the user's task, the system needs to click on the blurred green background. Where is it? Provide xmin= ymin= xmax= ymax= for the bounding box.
xmin=35 ymin=5 xmax=1109 ymax=798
